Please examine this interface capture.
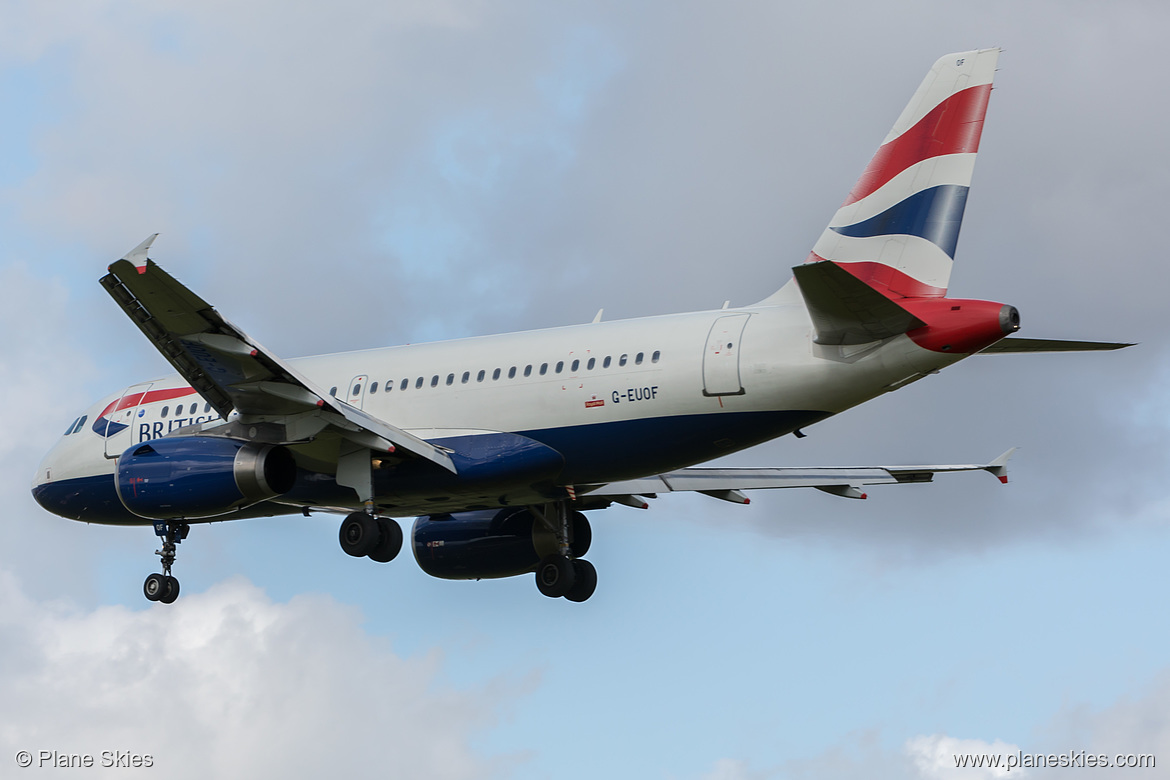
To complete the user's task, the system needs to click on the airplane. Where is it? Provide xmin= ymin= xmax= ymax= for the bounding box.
xmin=32 ymin=48 xmax=1128 ymax=604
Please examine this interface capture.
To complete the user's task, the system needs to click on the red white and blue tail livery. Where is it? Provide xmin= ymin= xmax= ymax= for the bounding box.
xmin=31 ymin=50 xmax=1128 ymax=605
xmin=812 ymin=48 xmax=998 ymax=299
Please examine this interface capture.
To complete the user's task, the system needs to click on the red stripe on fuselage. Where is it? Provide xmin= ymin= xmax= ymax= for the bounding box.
xmin=842 ymin=84 xmax=992 ymax=207
xmin=97 ymin=387 xmax=199 ymax=419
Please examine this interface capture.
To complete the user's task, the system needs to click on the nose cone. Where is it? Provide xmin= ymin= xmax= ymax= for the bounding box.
xmin=31 ymin=480 xmax=54 ymax=514
xmin=31 ymin=458 xmax=63 ymax=519
xmin=31 ymin=441 xmax=67 ymax=516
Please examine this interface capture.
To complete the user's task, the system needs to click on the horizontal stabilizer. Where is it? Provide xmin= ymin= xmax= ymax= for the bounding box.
xmin=793 ymin=260 xmax=925 ymax=345
xmin=979 ymin=337 xmax=1134 ymax=354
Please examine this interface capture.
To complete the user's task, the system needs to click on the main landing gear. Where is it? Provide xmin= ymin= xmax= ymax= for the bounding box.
xmin=533 ymin=503 xmax=597 ymax=603
xmin=338 ymin=511 xmax=403 ymax=563
xmin=143 ymin=521 xmax=189 ymax=604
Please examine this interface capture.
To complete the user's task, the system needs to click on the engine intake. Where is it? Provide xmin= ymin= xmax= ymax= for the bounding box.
xmin=116 ymin=436 xmax=297 ymax=520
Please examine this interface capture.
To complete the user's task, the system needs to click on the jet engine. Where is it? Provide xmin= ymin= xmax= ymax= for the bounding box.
xmin=412 ymin=507 xmax=591 ymax=580
xmin=116 ymin=436 xmax=297 ymax=520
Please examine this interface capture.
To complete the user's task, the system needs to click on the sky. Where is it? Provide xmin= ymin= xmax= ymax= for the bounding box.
xmin=2 ymin=0 xmax=1169 ymax=777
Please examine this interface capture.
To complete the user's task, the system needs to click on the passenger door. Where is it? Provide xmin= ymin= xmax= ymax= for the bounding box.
xmin=103 ymin=382 xmax=154 ymax=458
xmin=346 ymin=375 xmax=369 ymax=410
xmin=702 ymin=314 xmax=750 ymax=396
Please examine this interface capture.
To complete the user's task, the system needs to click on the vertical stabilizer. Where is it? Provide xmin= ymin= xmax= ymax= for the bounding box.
xmin=801 ymin=49 xmax=999 ymax=301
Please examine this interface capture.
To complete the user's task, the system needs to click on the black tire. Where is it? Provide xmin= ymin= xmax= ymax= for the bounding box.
xmin=159 ymin=575 xmax=180 ymax=604
xmin=570 ymin=512 xmax=592 ymax=557
xmin=535 ymin=555 xmax=576 ymax=598
xmin=143 ymin=573 xmax=166 ymax=602
xmin=564 ymin=559 xmax=597 ymax=603
xmin=368 ymin=518 xmax=403 ymax=563
xmin=339 ymin=512 xmax=379 ymax=557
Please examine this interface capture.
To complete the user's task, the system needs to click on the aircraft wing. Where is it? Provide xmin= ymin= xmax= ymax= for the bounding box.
xmin=582 ymin=449 xmax=1015 ymax=505
xmin=99 ymin=235 xmax=456 ymax=472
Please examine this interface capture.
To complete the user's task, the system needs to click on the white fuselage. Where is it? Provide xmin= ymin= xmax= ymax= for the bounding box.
xmin=33 ymin=283 xmax=964 ymax=523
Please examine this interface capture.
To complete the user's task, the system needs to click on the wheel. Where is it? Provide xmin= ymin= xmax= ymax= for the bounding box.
xmin=143 ymin=573 xmax=166 ymax=602
xmin=535 ymin=555 xmax=576 ymax=598
xmin=157 ymin=575 xmax=180 ymax=604
xmin=339 ymin=513 xmax=379 ymax=557
xmin=368 ymin=518 xmax=403 ymax=563
xmin=570 ymin=512 xmax=592 ymax=557
xmin=564 ymin=559 xmax=597 ymax=603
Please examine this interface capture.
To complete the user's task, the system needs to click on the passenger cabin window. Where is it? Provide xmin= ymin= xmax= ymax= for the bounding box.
xmin=431 ymin=375 xmax=439 ymax=388
xmin=523 ymin=365 xmax=532 ymax=377
xmin=636 ymin=352 xmax=644 ymax=365
xmin=540 ymin=363 xmax=548 ymax=376
xmin=556 ymin=361 xmax=564 ymax=373
xmin=586 ymin=357 xmax=595 ymax=370
xmin=161 ymin=406 xmax=169 ymax=418
xmin=370 ymin=382 xmax=379 ymax=394
xmin=619 ymin=354 xmax=628 ymax=366
xmin=462 ymin=371 xmax=470 ymax=384
xmin=508 ymin=366 xmax=516 ymax=379
xmin=446 ymin=373 xmax=454 ymax=386
xmin=352 ymin=383 xmax=362 ymax=396
xmin=329 ymin=387 xmax=338 ymax=396
xmin=189 ymin=403 xmax=197 ymax=414
xmin=571 ymin=359 xmax=580 ymax=372
xmin=492 ymin=368 xmax=501 ymax=380
xmin=204 ymin=403 xmax=211 ymax=413
xmin=603 ymin=356 xmax=611 ymax=368
xmin=401 ymin=378 xmax=409 ymax=391
xmin=415 ymin=377 xmax=424 ymax=389
xmin=652 ymin=350 xmax=661 ymax=363
xmin=477 ymin=370 xmax=485 ymax=382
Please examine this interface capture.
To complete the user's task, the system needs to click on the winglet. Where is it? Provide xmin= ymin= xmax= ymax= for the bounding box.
xmin=984 ymin=447 xmax=1016 ymax=484
xmin=120 ymin=234 xmax=159 ymax=273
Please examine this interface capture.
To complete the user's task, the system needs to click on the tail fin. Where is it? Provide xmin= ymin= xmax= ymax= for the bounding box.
xmin=808 ymin=48 xmax=999 ymax=299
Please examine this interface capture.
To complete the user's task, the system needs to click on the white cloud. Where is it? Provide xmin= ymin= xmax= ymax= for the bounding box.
xmin=1038 ymin=671 xmax=1170 ymax=778
xmin=0 ymin=570 xmax=516 ymax=779
xmin=698 ymin=758 xmax=767 ymax=780
xmin=905 ymin=734 xmax=1026 ymax=779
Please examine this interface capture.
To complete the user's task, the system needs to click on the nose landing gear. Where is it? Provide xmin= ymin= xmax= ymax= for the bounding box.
xmin=143 ymin=521 xmax=188 ymax=604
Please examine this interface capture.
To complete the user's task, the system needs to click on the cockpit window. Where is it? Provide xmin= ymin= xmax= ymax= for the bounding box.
xmin=74 ymin=415 xmax=87 ymax=434
xmin=64 ymin=418 xmax=79 ymax=436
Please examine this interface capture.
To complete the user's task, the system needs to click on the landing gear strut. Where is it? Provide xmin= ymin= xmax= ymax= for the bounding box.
xmin=144 ymin=521 xmax=188 ymax=604
xmin=339 ymin=512 xmax=402 ymax=563
xmin=533 ymin=503 xmax=597 ymax=602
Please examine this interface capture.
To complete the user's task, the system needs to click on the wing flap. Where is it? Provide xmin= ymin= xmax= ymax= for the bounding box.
xmin=582 ymin=450 xmax=1015 ymax=501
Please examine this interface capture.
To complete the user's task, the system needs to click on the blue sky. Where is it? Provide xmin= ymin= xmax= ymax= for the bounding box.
xmin=3 ymin=1 xmax=1169 ymax=778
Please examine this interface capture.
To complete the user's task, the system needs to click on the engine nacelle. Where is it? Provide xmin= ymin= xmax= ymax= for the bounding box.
xmin=116 ymin=436 xmax=297 ymax=520
xmin=412 ymin=507 xmax=591 ymax=580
